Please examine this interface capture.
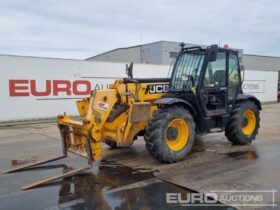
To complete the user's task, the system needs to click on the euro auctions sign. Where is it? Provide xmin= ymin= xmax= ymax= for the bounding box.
xmin=3 ymin=78 xmax=114 ymax=121
xmin=9 ymin=79 xmax=111 ymax=97
xmin=0 ymin=55 xmax=169 ymax=121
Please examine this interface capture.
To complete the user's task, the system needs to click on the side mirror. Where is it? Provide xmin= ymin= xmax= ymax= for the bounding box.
xmin=208 ymin=44 xmax=218 ymax=62
xmin=126 ymin=62 xmax=133 ymax=78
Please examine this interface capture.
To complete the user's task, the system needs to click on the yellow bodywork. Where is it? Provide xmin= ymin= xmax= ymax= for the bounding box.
xmin=57 ymin=80 xmax=169 ymax=163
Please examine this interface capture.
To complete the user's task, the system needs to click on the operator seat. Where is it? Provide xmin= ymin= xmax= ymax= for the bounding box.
xmin=213 ymin=70 xmax=225 ymax=86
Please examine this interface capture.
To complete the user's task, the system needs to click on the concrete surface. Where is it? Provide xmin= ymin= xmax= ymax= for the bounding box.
xmin=0 ymin=103 xmax=279 ymax=210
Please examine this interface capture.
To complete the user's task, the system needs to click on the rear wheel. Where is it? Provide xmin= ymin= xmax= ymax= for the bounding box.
xmin=225 ymin=100 xmax=260 ymax=145
xmin=144 ymin=106 xmax=195 ymax=163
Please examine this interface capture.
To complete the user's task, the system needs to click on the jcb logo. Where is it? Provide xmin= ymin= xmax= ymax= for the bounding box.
xmin=149 ymin=84 xmax=169 ymax=94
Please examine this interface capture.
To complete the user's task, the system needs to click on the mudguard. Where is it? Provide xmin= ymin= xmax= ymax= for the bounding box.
xmin=236 ymin=94 xmax=262 ymax=110
xmin=154 ymin=98 xmax=197 ymax=115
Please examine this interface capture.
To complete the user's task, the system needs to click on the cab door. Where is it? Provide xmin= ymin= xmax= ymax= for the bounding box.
xmin=228 ymin=52 xmax=241 ymax=102
xmin=199 ymin=51 xmax=228 ymax=116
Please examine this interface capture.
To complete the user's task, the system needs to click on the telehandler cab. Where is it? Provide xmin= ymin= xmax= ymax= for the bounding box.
xmin=3 ymin=44 xmax=261 ymax=189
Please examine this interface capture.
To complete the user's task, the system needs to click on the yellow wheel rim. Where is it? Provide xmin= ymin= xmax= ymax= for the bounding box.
xmin=242 ymin=109 xmax=256 ymax=136
xmin=166 ymin=118 xmax=189 ymax=151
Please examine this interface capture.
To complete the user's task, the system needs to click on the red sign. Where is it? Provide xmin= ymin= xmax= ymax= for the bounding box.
xmin=9 ymin=80 xmax=91 ymax=97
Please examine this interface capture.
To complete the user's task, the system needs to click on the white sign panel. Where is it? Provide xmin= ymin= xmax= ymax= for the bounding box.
xmin=0 ymin=55 xmax=278 ymax=122
xmin=0 ymin=55 xmax=169 ymax=121
xmin=242 ymin=80 xmax=265 ymax=93
xmin=242 ymin=70 xmax=278 ymax=102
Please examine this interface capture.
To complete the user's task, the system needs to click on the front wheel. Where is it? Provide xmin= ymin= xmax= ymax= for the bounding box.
xmin=144 ymin=106 xmax=195 ymax=163
xmin=225 ymin=100 xmax=260 ymax=145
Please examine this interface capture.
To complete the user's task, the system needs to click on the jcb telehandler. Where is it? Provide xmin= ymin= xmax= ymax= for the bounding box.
xmin=3 ymin=44 xmax=261 ymax=189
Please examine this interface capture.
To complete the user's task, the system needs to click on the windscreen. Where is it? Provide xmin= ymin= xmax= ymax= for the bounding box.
xmin=170 ymin=51 xmax=205 ymax=91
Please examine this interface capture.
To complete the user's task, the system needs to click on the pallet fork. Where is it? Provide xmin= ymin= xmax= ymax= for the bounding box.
xmin=1 ymin=126 xmax=94 ymax=190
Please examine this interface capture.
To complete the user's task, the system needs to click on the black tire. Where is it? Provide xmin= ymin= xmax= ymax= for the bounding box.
xmin=104 ymin=140 xmax=118 ymax=149
xmin=225 ymin=100 xmax=260 ymax=145
xmin=144 ymin=106 xmax=195 ymax=163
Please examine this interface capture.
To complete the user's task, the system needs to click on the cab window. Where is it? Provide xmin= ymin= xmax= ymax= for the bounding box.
xmin=204 ymin=52 xmax=226 ymax=87
xmin=228 ymin=53 xmax=240 ymax=100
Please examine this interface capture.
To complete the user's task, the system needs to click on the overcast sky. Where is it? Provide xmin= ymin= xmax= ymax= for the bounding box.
xmin=0 ymin=0 xmax=280 ymax=59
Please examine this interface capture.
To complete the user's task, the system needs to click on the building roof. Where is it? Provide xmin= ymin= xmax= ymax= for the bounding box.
xmin=85 ymin=40 xmax=204 ymax=60
xmin=85 ymin=41 xmax=280 ymax=71
xmin=85 ymin=40 xmax=242 ymax=60
xmin=242 ymin=54 xmax=280 ymax=71
xmin=85 ymin=41 xmax=167 ymax=60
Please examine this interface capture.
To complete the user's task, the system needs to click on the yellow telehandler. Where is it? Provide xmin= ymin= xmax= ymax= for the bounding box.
xmin=3 ymin=44 xmax=261 ymax=189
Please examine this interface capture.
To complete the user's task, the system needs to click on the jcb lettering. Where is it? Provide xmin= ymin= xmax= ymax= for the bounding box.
xmin=149 ymin=84 xmax=169 ymax=94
